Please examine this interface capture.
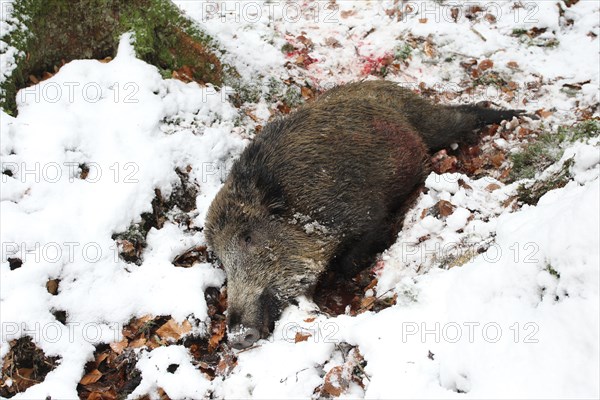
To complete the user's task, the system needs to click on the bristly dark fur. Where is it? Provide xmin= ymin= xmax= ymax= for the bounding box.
xmin=204 ymin=80 xmax=523 ymax=347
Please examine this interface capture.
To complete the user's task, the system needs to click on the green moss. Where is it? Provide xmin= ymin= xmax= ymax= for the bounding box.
xmin=511 ymin=28 xmax=528 ymax=36
xmin=394 ymin=43 xmax=413 ymax=61
xmin=510 ymin=120 xmax=598 ymax=184
xmin=515 ymin=158 xmax=574 ymax=205
xmin=545 ymin=264 xmax=561 ymax=279
xmin=510 ymin=133 xmax=564 ymax=180
xmin=281 ymin=42 xmax=296 ymax=53
xmin=1 ymin=0 xmax=230 ymax=115
xmin=564 ymin=119 xmax=600 ymax=142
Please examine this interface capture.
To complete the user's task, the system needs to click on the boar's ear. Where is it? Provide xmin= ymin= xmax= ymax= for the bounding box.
xmin=255 ymin=165 xmax=287 ymax=215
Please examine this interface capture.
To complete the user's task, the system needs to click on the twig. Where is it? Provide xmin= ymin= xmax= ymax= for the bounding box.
xmin=470 ymin=26 xmax=487 ymax=42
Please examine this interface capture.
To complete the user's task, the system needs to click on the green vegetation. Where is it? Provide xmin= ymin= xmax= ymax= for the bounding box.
xmin=510 ymin=132 xmax=565 ymax=180
xmin=563 ymin=119 xmax=600 ymax=142
xmin=545 ymin=264 xmax=561 ymax=279
xmin=511 ymin=119 xmax=598 ymax=205
xmin=510 ymin=120 xmax=599 ymax=181
xmin=394 ymin=43 xmax=413 ymax=61
xmin=515 ymin=158 xmax=573 ymax=206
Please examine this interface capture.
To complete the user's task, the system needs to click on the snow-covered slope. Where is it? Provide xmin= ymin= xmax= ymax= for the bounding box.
xmin=1 ymin=1 xmax=598 ymax=398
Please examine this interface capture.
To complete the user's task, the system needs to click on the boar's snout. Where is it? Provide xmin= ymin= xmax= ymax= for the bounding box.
xmin=228 ymin=325 xmax=261 ymax=349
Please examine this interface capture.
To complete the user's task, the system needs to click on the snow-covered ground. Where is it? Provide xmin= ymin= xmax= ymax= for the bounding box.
xmin=1 ymin=1 xmax=599 ymax=399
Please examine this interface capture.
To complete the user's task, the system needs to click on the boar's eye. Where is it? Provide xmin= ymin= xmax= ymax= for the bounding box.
xmin=244 ymin=235 xmax=252 ymax=244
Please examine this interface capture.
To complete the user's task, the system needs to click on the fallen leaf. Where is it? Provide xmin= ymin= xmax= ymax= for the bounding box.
xmin=458 ymin=179 xmax=473 ymax=191
xmin=301 ymin=86 xmax=314 ymax=99
xmin=507 ymin=61 xmax=519 ymax=70
xmin=118 ymin=240 xmax=136 ymax=258
xmin=460 ymin=59 xmax=477 ymax=69
xmin=322 ymin=365 xmax=348 ymax=397
xmin=156 ymin=319 xmax=192 ymax=341
xmin=46 ymin=279 xmax=59 ymax=295
xmin=485 ymin=13 xmax=497 ymax=23
xmin=424 ymin=41 xmax=436 ymax=58
xmin=419 ymin=18 xmax=428 ymax=23
xmin=216 ymin=350 xmax=238 ymax=376
xmin=304 ymin=317 xmax=316 ymax=323
xmin=490 ymin=152 xmax=505 ymax=168
xmin=479 ymin=59 xmax=494 ymax=71
xmin=109 ymin=338 xmax=128 ymax=354
xmin=324 ymin=37 xmax=342 ymax=48
xmin=437 ymin=200 xmax=456 ymax=217
xmin=88 ymin=392 xmax=117 ymax=400
xmin=536 ymin=109 xmax=554 ymax=118
xmin=486 ymin=183 xmax=501 ymax=191
xmin=294 ymin=332 xmax=311 ymax=343
xmin=130 ymin=337 xmax=147 ymax=348
xmin=80 ymin=369 xmax=103 ymax=385
xmin=359 ymin=297 xmax=376 ymax=311
xmin=208 ymin=319 xmax=226 ymax=353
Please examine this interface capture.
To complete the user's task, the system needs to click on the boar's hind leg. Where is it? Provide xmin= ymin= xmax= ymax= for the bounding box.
xmin=332 ymin=226 xmax=395 ymax=278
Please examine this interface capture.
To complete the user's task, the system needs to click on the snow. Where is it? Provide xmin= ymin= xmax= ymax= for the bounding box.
xmin=1 ymin=0 xmax=599 ymax=398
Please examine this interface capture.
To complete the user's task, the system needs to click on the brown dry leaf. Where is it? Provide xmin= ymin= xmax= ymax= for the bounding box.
xmin=458 ymin=179 xmax=473 ymax=191
xmin=172 ymin=65 xmax=195 ymax=83
xmin=536 ymin=109 xmax=554 ymax=118
xmin=490 ymin=152 xmax=505 ymax=168
xmin=80 ymin=369 xmax=103 ymax=385
xmin=245 ymin=110 xmax=260 ymax=122
xmin=216 ymin=351 xmax=238 ymax=376
xmin=419 ymin=18 xmax=428 ymax=23
xmin=341 ymin=10 xmax=356 ymax=18
xmin=294 ymin=332 xmax=311 ymax=343
xmin=109 ymin=338 xmax=128 ymax=354
xmin=277 ymin=103 xmax=292 ymax=114
xmin=438 ymin=200 xmax=455 ymax=217
xmin=507 ymin=61 xmax=519 ymax=70
xmin=118 ymin=240 xmax=136 ymax=258
xmin=485 ymin=13 xmax=497 ymax=23
xmin=157 ymin=388 xmax=172 ymax=400
xmin=28 ymin=75 xmax=39 ymax=84
xmin=123 ymin=315 xmax=153 ymax=339
xmin=304 ymin=317 xmax=316 ymax=323
xmin=156 ymin=319 xmax=192 ymax=341
xmin=88 ymin=392 xmax=117 ymax=400
xmin=451 ymin=7 xmax=459 ymax=22
xmin=95 ymin=352 xmax=109 ymax=367
xmin=208 ymin=319 xmax=226 ymax=353
xmin=99 ymin=56 xmax=113 ymax=64
xmin=325 ymin=37 xmax=342 ymax=48
xmin=301 ymin=86 xmax=314 ymax=100
xmin=46 ymin=279 xmax=59 ymax=295
xmin=431 ymin=151 xmax=457 ymax=173
xmin=130 ymin=337 xmax=148 ymax=348
xmin=42 ymin=71 xmax=54 ymax=81
xmin=460 ymin=59 xmax=477 ymax=69
xmin=365 ymin=278 xmax=378 ymax=291
xmin=322 ymin=365 xmax=347 ymax=397
xmin=296 ymin=35 xmax=313 ymax=47
xmin=359 ymin=297 xmax=376 ymax=312
xmin=486 ymin=183 xmax=501 ymax=192
xmin=424 ymin=41 xmax=436 ymax=58
xmin=479 ymin=59 xmax=494 ymax=71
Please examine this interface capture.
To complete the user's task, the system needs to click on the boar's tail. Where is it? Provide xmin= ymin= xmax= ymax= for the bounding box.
xmin=405 ymin=102 xmax=526 ymax=153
